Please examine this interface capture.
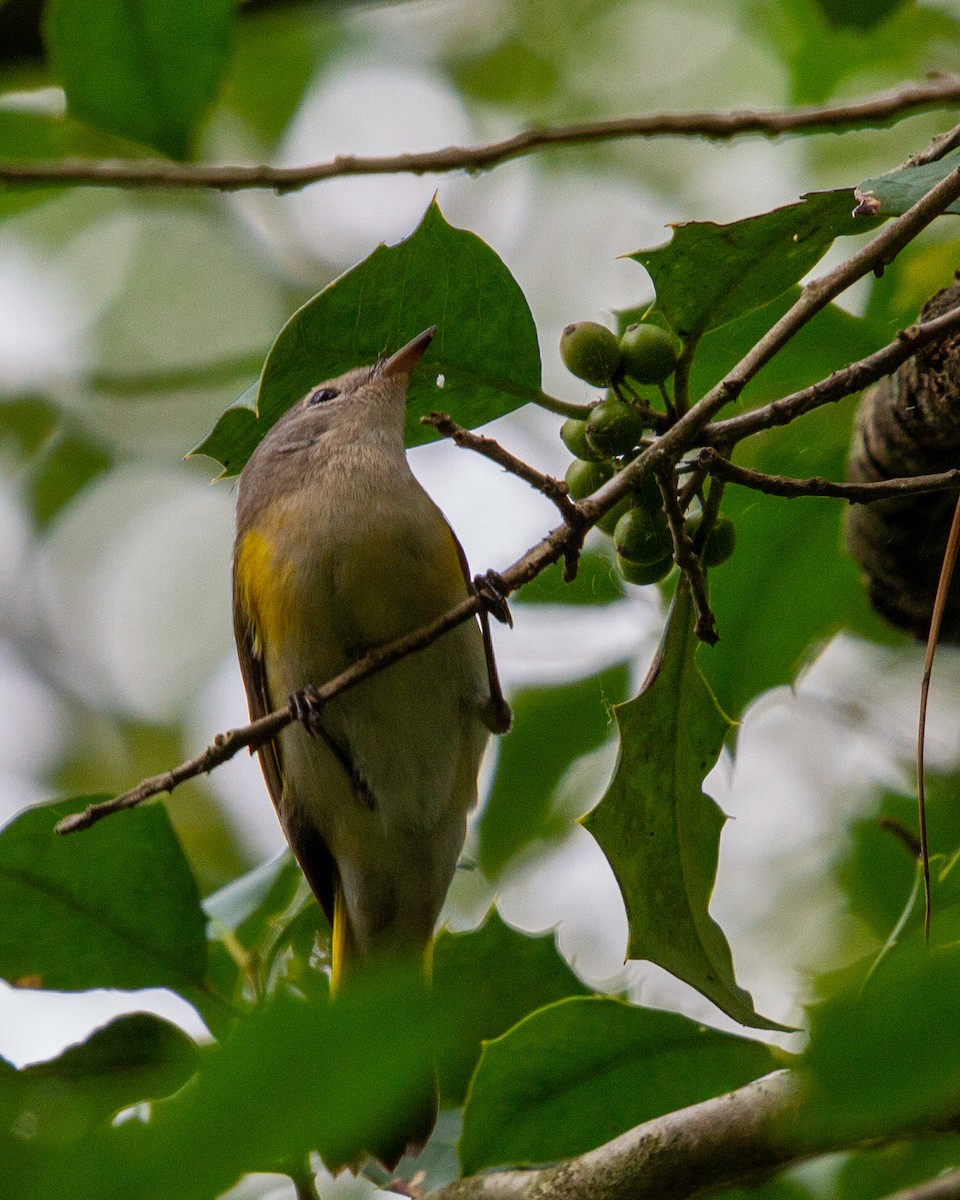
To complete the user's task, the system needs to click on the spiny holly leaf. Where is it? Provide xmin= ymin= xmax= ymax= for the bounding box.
xmin=858 ymin=150 xmax=960 ymax=219
xmin=433 ymin=910 xmax=589 ymax=1106
xmin=629 ymin=190 xmax=873 ymax=341
xmin=583 ymin=586 xmax=786 ymax=1031
xmin=191 ymin=201 xmax=541 ymax=476
xmin=460 ymin=995 xmax=780 ymax=1172
xmin=0 ymin=798 xmax=207 ymax=996
xmin=44 ymin=0 xmax=233 ymax=160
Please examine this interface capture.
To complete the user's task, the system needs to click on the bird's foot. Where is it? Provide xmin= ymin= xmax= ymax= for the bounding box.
xmin=473 ymin=569 xmax=513 ymax=628
xmin=288 ymin=687 xmax=376 ymax=811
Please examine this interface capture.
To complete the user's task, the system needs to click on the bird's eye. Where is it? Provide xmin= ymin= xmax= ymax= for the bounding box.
xmin=307 ymin=387 xmax=339 ymax=406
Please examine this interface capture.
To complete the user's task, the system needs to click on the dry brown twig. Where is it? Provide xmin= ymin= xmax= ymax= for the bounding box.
xmin=58 ymin=156 xmax=960 ymax=835
xmin=3 ymin=77 xmax=960 ymax=193
xmin=57 ymin=143 xmax=960 ymax=841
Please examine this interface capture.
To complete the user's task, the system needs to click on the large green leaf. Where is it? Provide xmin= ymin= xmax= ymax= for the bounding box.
xmin=802 ymin=935 xmax=960 ymax=1144
xmin=460 ymin=995 xmax=779 ymax=1172
xmin=583 ymin=586 xmax=785 ymax=1030
xmin=858 ymin=151 xmax=960 ymax=219
xmin=475 ymin=664 xmax=629 ymax=878
xmin=43 ymin=0 xmax=233 ymax=159
xmin=432 ymin=910 xmax=589 ymax=1106
xmin=6 ymin=1013 xmax=199 ymax=1143
xmin=192 ymin=201 xmax=542 ymax=476
xmin=629 ymin=191 xmax=871 ymax=341
xmin=54 ymin=965 xmax=450 ymax=1200
xmin=0 ymin=799 xmax=207 ymax=995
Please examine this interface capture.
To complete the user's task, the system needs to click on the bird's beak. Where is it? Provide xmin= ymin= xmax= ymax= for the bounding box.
xmin=380 ymin=327 xmax=436 ymax=381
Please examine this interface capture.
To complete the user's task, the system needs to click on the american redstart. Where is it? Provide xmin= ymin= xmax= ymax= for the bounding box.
xmin=232 ymin=328 xmax=511 ymax=1162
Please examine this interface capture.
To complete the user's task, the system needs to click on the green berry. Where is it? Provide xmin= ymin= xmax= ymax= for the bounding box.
xmin=614 ymin=505 xmax=672 ymax=565
xmin=616 ymin=552 xmax=673 ymax=586
xmin=585 ymin=397 xmax=642 ymax=458
xmin=686 ymin=514 xmax=737 ymax=566
xmin=619 ymin=323 xmax=679 ymax=384
xmin=596 ymin=495 xmax=632 ymax=536
xmin=560 ymin=321 xmax=622 ymax=387
xmin=560 ymin=416 xmax=605 ymax=462
xmin=703 ymin=515 xmax=736 ymax=566
xmin=565 ymin=457 xmax=613 ymax=501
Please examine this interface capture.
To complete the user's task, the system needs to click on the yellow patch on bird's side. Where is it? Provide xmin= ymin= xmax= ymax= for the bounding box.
xmin=235 ymin=528 xmax=297 ymax=654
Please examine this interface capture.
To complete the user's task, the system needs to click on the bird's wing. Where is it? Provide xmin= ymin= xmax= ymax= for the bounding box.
xmin=232 ymin=568 xmax=337 ymax=923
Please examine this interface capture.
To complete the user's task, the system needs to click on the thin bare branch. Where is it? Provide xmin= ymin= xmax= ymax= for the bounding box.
xmin=578 ymin=156 xmax=960 ymax=525
xmin=58 ymin=147 xmax=960 ymax=837
xmin=422 ymin=412 xmax=581 ymax=522
xmin=3 ymin=77 xmax=960 ymax=192
xmin=696 ymin=449 xmax=960 ymax=502
xmin=917 ymin=494 xmax=960 ymax=937
xmin=707 ymin=302 xmax=960 ymax=447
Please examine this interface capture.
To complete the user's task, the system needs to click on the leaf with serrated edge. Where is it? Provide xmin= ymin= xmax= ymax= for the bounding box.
xmin=191 ymin=200 xmax=541 ymax=476
xmin=858 ymin=152 xmax=960 ymax=219
xmin=583 ymin=585 xmax=788 ymax=1031
xmin=630 ymin=190 xmax=873 ymax=341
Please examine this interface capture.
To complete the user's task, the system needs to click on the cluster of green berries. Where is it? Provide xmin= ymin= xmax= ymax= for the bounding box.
xmin=559 ymin=319 xmax=734 ymax=585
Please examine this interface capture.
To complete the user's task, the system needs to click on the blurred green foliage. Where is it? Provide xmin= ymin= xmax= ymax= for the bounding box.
xmin=3 ymin=0 xmax=960 ymax=1196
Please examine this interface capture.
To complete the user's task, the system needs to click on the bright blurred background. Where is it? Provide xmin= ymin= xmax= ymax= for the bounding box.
xmin=3 ymin=0 xmax=960 ymax=1102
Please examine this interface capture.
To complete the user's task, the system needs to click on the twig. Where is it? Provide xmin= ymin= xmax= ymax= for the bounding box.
xmin=428 ymin=1065 xmax=960 ymax=1200
xmin=917 ymin=494 xmax=960 ymax=938
xmin=656 ymin=467 xmax=718 ymax=644
xmin=903 ymin=120 xmax=960 ymax=168
xmin=3 ymin=78 xmax=960 ymax=192
xmin=422 ymin=412 xmax=581 ymax=522
xmin=707 ymin=302 xmax=960 ymax=447
xmin=578 ymin=156 xmax=960 ymax=537
xmin=696 ymin=449 xmax=960 ymax=503
xmin=58 ymin=150 xmax=960 ymax=836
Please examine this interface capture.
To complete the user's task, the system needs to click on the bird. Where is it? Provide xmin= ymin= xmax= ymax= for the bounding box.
xmin=231 ymin=327 xmax=511 ymax=1164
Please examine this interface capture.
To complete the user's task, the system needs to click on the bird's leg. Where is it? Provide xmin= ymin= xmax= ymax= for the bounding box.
xmin=288 ymin=687 xmax=376 ymax=811
xmin=471 ymin=572 xmax=513 ymax=735
xmin=473 ymin=569 xmax=513 ymax=627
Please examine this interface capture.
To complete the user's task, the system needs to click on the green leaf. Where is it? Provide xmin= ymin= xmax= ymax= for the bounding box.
xmin=432 ymin=910 xmax=589 ymax=1106
xmin=460 ymin=995 xmax=779 ymax=1172
xmin=583 ymin=586 xmax=785 ymax=1030
xmin=203 ymin=852 xmax=303 ymax=948
xmin=802 ymin=936 xmax=960 ymax=1144
xmin=43 ymin=0 xmax=233 ymax=159
xmin=813 ymin=0 xmax=910 ymax=29
xmin=630 ymin=191 xmax=872 ymax=341
xmin=86 ymin=965 xmax=447 ymax=1197
xmin=10 ymin=1013 xmax=199 ymax=1143
xmin=858 ymin=151 xmax=960 ymax=219
xmin=475 ymin=664 xmax=629 ymax=878
xmin=514 ymin=552 xmax=624 ymax=606
xmin=191 ymin=201 xmax=542 ymax=476
xmin=24 ymin=426 xmax=112 ymax=526
xmin=0 ymin=799 xmax=207 ymax=995
xmin=226 ymin=6 xmax=334 ymax=147
xmin=836 ymin=1137 xmax=960 ymax=1200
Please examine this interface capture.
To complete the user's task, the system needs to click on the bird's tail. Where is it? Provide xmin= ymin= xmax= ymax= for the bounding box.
xmin=328 ymin=877 xmax=439 ymax=1172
